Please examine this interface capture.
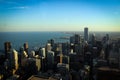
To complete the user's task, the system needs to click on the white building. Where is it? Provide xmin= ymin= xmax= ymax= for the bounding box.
xmin=8 ymin=49 xmax=19 ymax=70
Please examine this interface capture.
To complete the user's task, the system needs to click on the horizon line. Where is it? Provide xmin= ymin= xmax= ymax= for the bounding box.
xmin=0 ymin=30 xmax=120 ymax=33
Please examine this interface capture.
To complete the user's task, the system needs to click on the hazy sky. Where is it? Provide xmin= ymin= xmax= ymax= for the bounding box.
xmin=0 ymin=0 xmax=120 ymax=32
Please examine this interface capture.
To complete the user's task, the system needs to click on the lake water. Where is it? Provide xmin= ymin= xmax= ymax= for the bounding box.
xmin=0 ymin=31 xmax=120 ymax=54
xmin=0 ymin=32 xmax=71 ymax=52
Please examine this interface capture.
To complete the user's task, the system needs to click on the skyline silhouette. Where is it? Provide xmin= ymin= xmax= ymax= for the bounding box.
xmin=0 ymin=0 xmax=120 ymax=32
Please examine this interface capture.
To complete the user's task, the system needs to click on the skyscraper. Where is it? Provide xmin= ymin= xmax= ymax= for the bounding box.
xmin=47 ymin=51 xmax=54 ymax=69
xmin=118 ymin=39 xmax=120 ymax=68
xmin=4 ymin=42 xmax=12 ymax=58
xmin=46 ymin=43 xmax=52 ymax=52
xmin=84 ymin=27 xmax=89 ymax=42
xmin=48 ymin=39 xmax=54 ymax=47
xmin=74 ymin=34 xmax=81 ymax=44
xmin=30 ymin=51 xmax=35 ymax=58
xmin=91 ymin=33 xmax=96 ymax=45
xmin=106 ymin=34 xmax=109 ymax=41
xmin=24 ymin=42 xmax=28 ymax=54
xmin=70 ymin=34 xmax=81 ymax=44
xmin=8 ymin=49 xmax=19 ymax=70
xmin=39 ymin=48 xmax=46 ymax=58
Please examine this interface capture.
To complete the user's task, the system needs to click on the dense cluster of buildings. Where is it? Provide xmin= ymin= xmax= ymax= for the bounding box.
xmin=0 ymin=28 xmax=120 ymax=80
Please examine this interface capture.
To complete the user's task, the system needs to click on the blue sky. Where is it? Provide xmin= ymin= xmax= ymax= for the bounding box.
xmin=0 ymin=0 xmax=120 ymax=32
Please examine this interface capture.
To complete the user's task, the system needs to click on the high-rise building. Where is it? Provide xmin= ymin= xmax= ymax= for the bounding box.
xmin=47 ymin=51 xmax=54 ymax=69
xmin=30 ymin=51 xmax=35 ymax=58
xmin=70 ymin=34 xmax=81 ymax=44
xmin=118 ymin=39 xmax=120 ymax=68
xmin=4 ymin=42 xmax=12 ymax=58
xmin=74 ymin=44 xmax=82 ymax=55
xmin=62 ymin=42 xmax=70 ymax=55
xmin=84 ymin=27 xmax=89 ymax=41
xmin=8 ymin=49 xmax=19 ymax=70
xmin=56 ymin=43 xmax=62 ymax=53
xmin=24 ymin=42 xmax=28 ymax=54
xmin=70 ymin=36 xmax=75 ymax=43
xmin=21 ymin=50 xmax=28 ymax=67
xmin=106 ymin=34 xmax=109 ymax=41
xmin=46 ymin=43 xmax=52 ymax=52
xmin=57 ymin=63 xmax=69 ymax=71
xmin=39 ymin=48 xmax=46 ymax=58
xmin=90 ymin=33 xmax=96 ymax=46
xmin=60 ymin=53 xmax=63 ymax=63
xmin=28 ymin=58 xmax=41 ymax=72
xmin=22 ymin=58 xmax=41 ymax=75
xmin=62 ymin=55 xmax=70 ymax=64
xmin=74 ymin=34 xmax=81 ymax=44
xmin=56 ymin=52 xmax=63 ymax=63
xmin=21 ymin=51 xmax=28 ymax=58
xmin=48 ymin=39 xmax=54 ymax=47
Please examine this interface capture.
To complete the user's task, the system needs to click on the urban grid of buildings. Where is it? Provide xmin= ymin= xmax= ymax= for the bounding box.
xmin=0 ymin=28 xmax=120 ymax=80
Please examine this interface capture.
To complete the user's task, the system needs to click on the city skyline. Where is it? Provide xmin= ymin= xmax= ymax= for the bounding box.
xmin=0 ymin=0 xmax=120 ymax=32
